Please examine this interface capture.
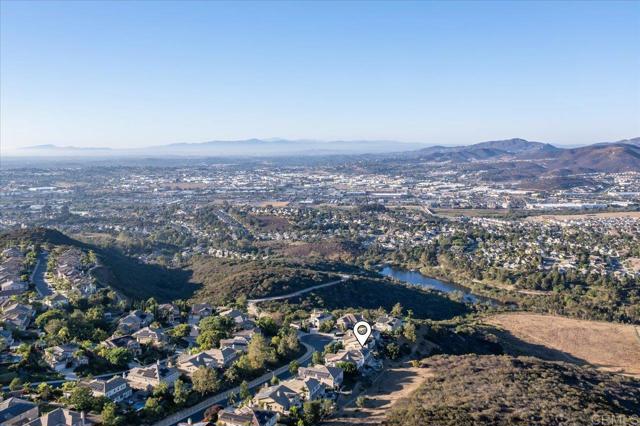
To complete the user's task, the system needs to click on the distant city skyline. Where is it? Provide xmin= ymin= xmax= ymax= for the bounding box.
xmin=1 ymin=1 xmax=639 ymax=153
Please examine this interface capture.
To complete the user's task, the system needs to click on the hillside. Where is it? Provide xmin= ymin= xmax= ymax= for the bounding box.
xmin=399 ymin=137 xmax=640 ymax=174
xmin=0 ymin=228 xmax=198 ymax=302
xmin=545 ymin=143 xmax=640 ymax=172
xmin=385 ymin=354 xmax=640 ymax=426
xmin=189 ymin=257 xmax=366 ymax=304
xmin=487 ymin=313 xmax=640 ymax=377
xmin=262 ymin=277 xmax=468 ymax=320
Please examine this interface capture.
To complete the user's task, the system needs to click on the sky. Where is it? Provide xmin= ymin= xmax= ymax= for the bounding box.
xmin=1 ymin=0 xmax=639 ymax=152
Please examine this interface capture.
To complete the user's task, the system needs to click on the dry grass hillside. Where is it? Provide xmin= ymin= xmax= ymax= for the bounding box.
xmin=486 ymin=312 xmax=640 ymax=377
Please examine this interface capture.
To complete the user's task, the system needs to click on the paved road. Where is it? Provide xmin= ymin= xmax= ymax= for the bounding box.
xmin=32 ymin=252 xmax=53 ymax=297
xmin=155 ymin=333 xmax=333 ymax=426
xmin=247 ymin=275 xmax=350 ymax=304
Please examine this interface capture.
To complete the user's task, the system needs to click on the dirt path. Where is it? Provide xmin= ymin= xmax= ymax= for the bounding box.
xmin=322 ymin=361 xmax=433 ymax=426
xmin=487 ymin=312 xmax=640 ymax=377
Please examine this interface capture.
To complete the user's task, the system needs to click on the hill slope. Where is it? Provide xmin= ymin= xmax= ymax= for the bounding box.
xmin=545 ymin=143 xmax=640 ymax=172
xmin=0 ymin=228 xmax=198 ymax=302
xmin=188 ymin=257 xmax=356 ymax=304
xmin=385 ymin=354 xmax=640 ymax=426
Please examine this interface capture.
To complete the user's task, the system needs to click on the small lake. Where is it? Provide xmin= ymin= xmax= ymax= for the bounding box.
xmin=380 ymin=266 xmax=493 ymax=304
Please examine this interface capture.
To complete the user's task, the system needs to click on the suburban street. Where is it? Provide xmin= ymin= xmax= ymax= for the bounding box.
xmin=157 ymin=333 xmax=333 ymax=426
xmin=32 ymin=252 xmax=53 ymax=297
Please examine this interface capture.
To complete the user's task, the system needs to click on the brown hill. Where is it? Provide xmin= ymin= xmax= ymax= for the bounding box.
xmin=545 ymin=143 xmax=640 ymax=173
xmin=385 ymin=354 xmax=640 ymax=426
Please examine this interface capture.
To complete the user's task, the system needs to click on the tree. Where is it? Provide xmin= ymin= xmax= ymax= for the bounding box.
xmin=247 ymin=333 xmax=275 ymax=370
xmin=192 ymin=366 xmax=220 ymax=395
xmin=257 ymin=316 xmax=278 ymax=336
xmin=144 ymin=397 xmax=163 ymax=417
xmin=9 ymin=377 xmax=22 ymax=391
xmin=102 ymin=402 xmax=123 ymax=426
xmin=303 ymin=400 xmax=322 ymax=425
xmin=319 ymin=320 xmax=335 ymax=333
xmin=270 ymin=375 xmax=280 ymax=385
xmin=104 ymin=347 xmax=132 ymax=367
xmin=356 ymin=396 xmax=366 ymax=408
xmin=37 ymin=383 xmax=53 ymax=400
xmin=69 ymin=386 xmax=95 ymax=411
xmin=312 ymin=351 xmax=323 ymax=365
xmin=170 ymin=324 xmax=191 ymax=338
xmin=336 ymin=361 xmax=357 ymax=377
xmin=196 ymin=330 xmax=219 ymax=350
xmin=289 ymin=360 xmax=300 ymax=375
xmin=35 ymin=309 xmax=66 ymax=327
xmin=391 ymin=303 xmax=403 ymax=317
xmin=239 ymin=380 xmax=251 ymax=402
xmin=385 ymin=342 xmax=400 ymax=360
xmin=403 ymin=321 xmax=417 ymax=342
xmin=173 ymin=379 xmax=188 ymax=406
xmin=153 ymin=382 xmax=169 ymax=398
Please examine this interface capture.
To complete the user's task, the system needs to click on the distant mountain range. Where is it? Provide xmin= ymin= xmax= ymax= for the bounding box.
xmin=21 ymin=139 xmax=424 ymax=157
xmin=23 ymin=144 xmax=113 ymax=151
xmin=404 ymin=137 xmax=640 ymax=173
xmin=13 ymin=136 xmax=640 ymax=173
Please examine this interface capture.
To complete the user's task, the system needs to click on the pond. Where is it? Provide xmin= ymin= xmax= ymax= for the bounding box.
xmin=380 ymin=266 xmax=494 ymax=304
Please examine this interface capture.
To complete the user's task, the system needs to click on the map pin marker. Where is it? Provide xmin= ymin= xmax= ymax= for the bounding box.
xmin=353 ymin=321 xmax=372 ymax=347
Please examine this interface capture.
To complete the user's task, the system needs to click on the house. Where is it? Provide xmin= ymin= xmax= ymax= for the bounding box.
xmin=177 ymin=346 xmax=238 ymax=375
xmin=158 ymin=303 xmax=181 ymax=324
xmin=0 ymin=303 xmax=34 ymax=331
xmin=118 ymin=310 xmax=154 ymax=333
xmin=189 ymin=303 xmax=213 ymax=325
xmin=325 ymin=348 xmax=371 ymax=370
xmin=176 ymin=351 xmax=217 ymax=376
xmin=132 ymin=326 xmax=167 ymax=347
xmin=335 ymin=313 xmax=364 ymax=331
xmin=43 ymin=344 xmax=89 ymax=372
xmin=1 ymin=247 xmax=22 ymax=258
xmin=219 ymin=308 xmax=251 ymax=329
xmin=0 ymin=397 xmax=39 ymax=426
xmin=373 ymin=316 xmax=403 ymax=333
xmin=341 ymin=329 xmax=378 ymax=350
xmin=206 ymin=347 xmax=238 ymax=368
xmin=298 ymin=365 xmax=344 ymax=389
xmin=25 ymin=408 xmax=88 ymax=426
xmin=217 ymin=406 xmax=277 ymax=426
xmin=280 ymin=377 xmax=324 ymax=401
xmin=104 ymin=335 xmax=142 ymax=355
xmin=79 ymin=376 xmax=132 ymax=403
xmin=308 ymin=311 xmax=333 ymax=329
xmin=252 ymin=384 xmax=301 ymax=415
xmin=43 ymin=293 xmax=70 ymax=309
xmin=126 ymin=361 xmax=180 ymax=391
xmin=219 ymin=336 xmax=250 ymax=353
xmin=1 ymin=280 xmax=28 ymax=292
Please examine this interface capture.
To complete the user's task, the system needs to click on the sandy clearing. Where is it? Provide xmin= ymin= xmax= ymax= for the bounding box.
xmin=487 ymin=312 xmax=640 ymax=377
xmin=322 ymin=362 xmax=433 ymax=426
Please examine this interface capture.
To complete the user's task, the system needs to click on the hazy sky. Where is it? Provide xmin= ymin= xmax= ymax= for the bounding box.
xmin=1 ymin=1 xmax=639 ymax=151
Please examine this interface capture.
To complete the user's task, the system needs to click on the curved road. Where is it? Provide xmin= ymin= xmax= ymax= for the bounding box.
xmin=154 ymin=333 xmax=333 ymax=426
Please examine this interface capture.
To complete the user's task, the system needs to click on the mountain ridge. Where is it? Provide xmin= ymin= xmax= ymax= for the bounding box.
xmin=10 ymin=137 xmax=640 ymax=173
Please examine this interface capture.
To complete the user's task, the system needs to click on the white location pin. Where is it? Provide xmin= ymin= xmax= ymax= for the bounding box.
xmin=353 ymin=321 xmax=372 ymax=347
